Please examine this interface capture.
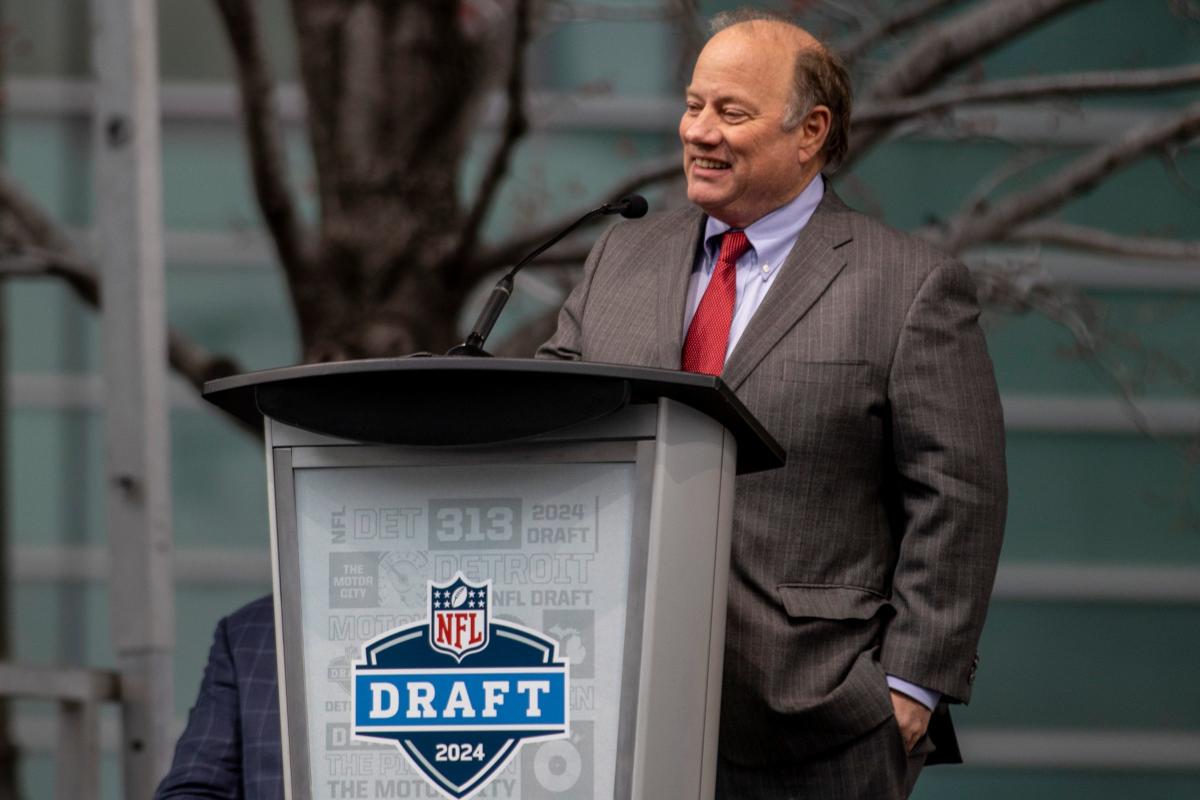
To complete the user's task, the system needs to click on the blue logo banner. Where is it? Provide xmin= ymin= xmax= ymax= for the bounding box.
xmin=351 ymin=574 xmax=570 ymax=799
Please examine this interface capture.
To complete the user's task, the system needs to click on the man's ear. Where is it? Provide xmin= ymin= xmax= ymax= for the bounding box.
xmin=797 ymin=105 xmax=831 ymax=165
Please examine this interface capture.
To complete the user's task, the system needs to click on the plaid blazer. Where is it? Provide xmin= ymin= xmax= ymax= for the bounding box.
xmin=538 ymin=188 xmax=1008 ymax=769
xmin=156 ymin=596 xmax=283 ymax=800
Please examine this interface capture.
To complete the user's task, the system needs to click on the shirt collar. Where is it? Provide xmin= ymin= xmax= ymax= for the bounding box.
xmin=702 ymin=175 xmax=825 ymax=274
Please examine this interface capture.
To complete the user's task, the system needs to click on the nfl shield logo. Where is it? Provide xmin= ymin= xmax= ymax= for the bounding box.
xmin=429 ymin=576 xmax=489 ymax=661
xmin=352 ymin=572 xmax=570 ymax=799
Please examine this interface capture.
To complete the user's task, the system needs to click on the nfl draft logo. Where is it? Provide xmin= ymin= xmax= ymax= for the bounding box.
xmin=352 ymin=574 xmax=570 ymax=799
xmin=430 ymin=579 xmax=489 ymax=661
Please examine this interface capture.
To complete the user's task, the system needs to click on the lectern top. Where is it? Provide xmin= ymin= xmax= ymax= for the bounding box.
xmin=203 ymin=357 xmax=784 ymax=474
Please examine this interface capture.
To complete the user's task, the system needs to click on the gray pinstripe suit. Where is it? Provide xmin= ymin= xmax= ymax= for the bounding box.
xmin=538 ymin=188 xmax=1007 ymax=797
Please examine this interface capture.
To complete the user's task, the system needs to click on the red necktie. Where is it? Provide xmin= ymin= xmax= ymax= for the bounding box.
xmin=681 ymin=230 xmax=751 ymax=375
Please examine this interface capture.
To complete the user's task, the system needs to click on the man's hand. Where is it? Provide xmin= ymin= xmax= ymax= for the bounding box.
xmin=889 ymin=690 xmax=932 ymax=753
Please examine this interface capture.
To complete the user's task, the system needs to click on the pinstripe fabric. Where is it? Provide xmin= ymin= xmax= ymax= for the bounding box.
xmin=538 ymin=188 xmax=1007 ymax=794
xmin=156 ymin=596 xmax=282 ymax=800
xmin=716 ymin=716 xmax=934 ymax=799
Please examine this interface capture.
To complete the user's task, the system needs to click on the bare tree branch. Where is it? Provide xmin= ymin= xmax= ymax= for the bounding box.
xmin=453 ymin=0 xmax=532 ymax=284
xmin=1170 ymin=0 xmax=1200 ymax=22
xmin=0 ymin=246 xmax=97 ymax=303
xmin=809 ymin=1 xmax=862 ymax=27
xmin=0 ymin=247 xmax=248 ymax=400
xmin=0 ymin=171 xmax=72 ymax=252
xmin=0 ymin=168 xmax=251 ymax=430
xmin=213 ymin=0 xmax=311 ymax=279
xmin=543 ymin=1 xmax=692 ymax=23
xmin=1160 ymin=147 xmax=1200 ymax=204
xmin=937 ymin=100 xmax=1200 ymax=252
xmin=959 ymin=148 xmax=1054 ymax=216
xmin=970 ymin=261 xmax=1091 ymax=323
xmin=470 ymin=154 xmax=682 ymax=277
xmin=966 ymin=263 xmax=1147 ymax=444
xmin=667 ymin=0 xmax=704 ymax=86
xmin=855 ymin=64 xmax=1200 ymax=124
xmin=1006 ymin=221 xmax=1200 ymax=261
xmin=847 ymin=0 xmax=1096 ymax=166
xmin=594 ymin=153 xmax=683 ymax=199
xmin=968 ymin=261 xmax=1125 ymax=409
xmin=969 ymin=258 xmax=1192 ymax=446
xmin=166 ymin=330 xmax=247 ymax=396
xmin=836 ymin=0 xmax=966 ymax=64
xmin=865 ymin=0 xmax=1093 ymax=99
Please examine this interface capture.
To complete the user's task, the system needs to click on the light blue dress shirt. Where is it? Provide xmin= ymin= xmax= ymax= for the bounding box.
xmin=683 ymin=175 xmax=824 ymax=355
xmin=684 ymin=175 xmax=941 ymax=713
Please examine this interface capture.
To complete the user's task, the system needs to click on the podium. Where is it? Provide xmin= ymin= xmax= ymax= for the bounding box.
xmin=204 ymin=358 xmax=782 ymax=800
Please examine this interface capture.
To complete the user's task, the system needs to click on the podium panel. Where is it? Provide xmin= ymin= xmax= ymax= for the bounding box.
xmin=265 ymin=399 xmax=738 ymax=799
xmin=278 ymin=447 xmax=640 ymax=797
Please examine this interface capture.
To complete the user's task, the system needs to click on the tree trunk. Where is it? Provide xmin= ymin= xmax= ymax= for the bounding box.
xmin=285 ymin=0 xmax=493 ymax=361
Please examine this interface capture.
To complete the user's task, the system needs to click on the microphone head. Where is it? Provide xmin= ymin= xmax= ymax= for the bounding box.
xmin=611 ymin=194 xmax=649 ymax=219
xmin=619 ymin=191 xmax=648 ymax=217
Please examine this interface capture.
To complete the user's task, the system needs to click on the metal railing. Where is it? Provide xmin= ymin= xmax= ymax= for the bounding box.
xmin=0 ymin=663 xmax=121 ymax=800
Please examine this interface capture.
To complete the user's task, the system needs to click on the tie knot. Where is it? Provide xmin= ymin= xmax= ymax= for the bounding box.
xmin=718 ymin=230 xmax=751 ymax=266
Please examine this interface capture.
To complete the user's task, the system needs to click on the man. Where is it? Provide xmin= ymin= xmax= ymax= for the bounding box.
xmin=537 ymin=9 xmax=1007 ymax=799
xmin=155 ymin=596 xmax=282 ymax=800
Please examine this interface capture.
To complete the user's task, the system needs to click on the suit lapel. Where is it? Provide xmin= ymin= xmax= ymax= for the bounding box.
xmin=656 ymin=207 xmax=707 ymax=370
xmin=722 ymin=189 xmax=854 ymax=390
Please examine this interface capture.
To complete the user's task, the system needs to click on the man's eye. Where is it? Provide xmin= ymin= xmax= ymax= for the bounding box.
xmin=686 ymin=102 xmax=703 ymax=113
xmin=722 ymin=110 xmax=747 ymax=122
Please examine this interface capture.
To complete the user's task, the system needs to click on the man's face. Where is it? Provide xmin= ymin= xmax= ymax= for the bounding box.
xmin=679 ymin=26 xmax=811 ymax=227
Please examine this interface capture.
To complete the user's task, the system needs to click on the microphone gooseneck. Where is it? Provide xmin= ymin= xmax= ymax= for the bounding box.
xmin=447 ymin=194 xmax=649 ymax=356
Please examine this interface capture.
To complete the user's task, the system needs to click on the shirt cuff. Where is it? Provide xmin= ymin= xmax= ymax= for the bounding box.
xmin=885 ymin=675 xmax=941 ymax=711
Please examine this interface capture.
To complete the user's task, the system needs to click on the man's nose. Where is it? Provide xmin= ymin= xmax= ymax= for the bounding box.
xmin=682 ymin=113 xmax=721 ymax=146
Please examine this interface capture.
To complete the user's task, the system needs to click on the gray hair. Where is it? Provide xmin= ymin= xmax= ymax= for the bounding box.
xmin=709 ymin=8 xmax=853 ymax=171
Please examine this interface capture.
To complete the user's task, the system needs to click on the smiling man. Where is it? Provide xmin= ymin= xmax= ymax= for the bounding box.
xmin=538 ymin=8 xmax=1007 ymax=800
xmin=680 ymin=21 xmax=829 ymax=229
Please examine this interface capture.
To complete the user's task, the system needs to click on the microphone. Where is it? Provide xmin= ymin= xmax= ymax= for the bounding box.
xmin=447 ymin=194 xmax=649 ymax=356
xmin=606 ymin=194 xmax=648 ymax=219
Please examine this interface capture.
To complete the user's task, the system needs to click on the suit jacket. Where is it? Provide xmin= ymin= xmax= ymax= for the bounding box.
xmin=156 ymin=596 xmax=283 ymax=800
xmin=538 ymin=189 xmax=1007 ymax=767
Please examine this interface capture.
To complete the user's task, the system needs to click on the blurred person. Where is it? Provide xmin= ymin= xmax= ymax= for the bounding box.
xmin=155 ymin=596 xmax=281 ymax=799
xmin=537 ymin=9 xmax=1007 ymax=799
